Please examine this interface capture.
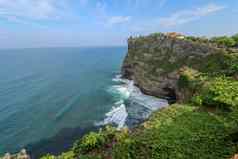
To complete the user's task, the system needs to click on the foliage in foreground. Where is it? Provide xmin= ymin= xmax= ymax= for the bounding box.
xmin=192 ymin=77 xmax=238 ymax=110
xmin=73 ymin=132 xmax=105 ymax=155
xmin=113 ymin=105 xmax=237 ymax=159
xmin=41 ymin=105 xmax=238 ymax=159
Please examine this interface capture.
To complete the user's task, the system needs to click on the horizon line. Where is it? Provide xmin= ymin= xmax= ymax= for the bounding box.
xmin=0 ymin=45 xmax=128 ymax=51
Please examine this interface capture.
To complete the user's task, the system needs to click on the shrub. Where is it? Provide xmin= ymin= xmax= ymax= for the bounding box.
xmin=231 ymin=62 xmax=238 ymax=74
xmin=58 ymin=151 xmax=74 ymax=159
xmin=40 ymin=151 xmax=74 ymax=159
xmin=100 ymin=125 xmax=117 ymax=142
xmin=79 ymin=155 xmax=102 ymax=159
xmin=185 ymin=36 xmax=199 ymax=42
xmin=150 ymin=32 xmax=163 ymax=37
xmin=191 ymin=95 xmax=203 ymax=106
xmin=73 ymin=132 xmax=105 ymax=155
xmin=115 ymin=128 xmax=129 ymax=142
xmin=185 ymin=36 xmax=210 ymax=43
xmin=211 ymin=36 xmax=236 ymax=47
xmin=232 ymin=34 xmax=238 ymax=44
xmin=193 ymin=77 xmax=238 ymax=110
xmin=224 ymin=54 xmax=238 ymax=75
xmin=199 ymin=53 xmax=238 ymax=76
xmin=218 ymin=53 xmax=238 ymax=76
xmin=178 ymin=67 xmax=199 ymax=89
xmin=113 ymin=105 xmax=236 ymax=159
xmin=40 ymin=154 xmax=56 ymax=159
xmin=113 ymin=138 xmax=142 ymax=159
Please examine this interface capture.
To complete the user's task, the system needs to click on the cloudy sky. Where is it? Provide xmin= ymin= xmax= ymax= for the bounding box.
xmin=0 ymin=0 xmax=237 ymax=48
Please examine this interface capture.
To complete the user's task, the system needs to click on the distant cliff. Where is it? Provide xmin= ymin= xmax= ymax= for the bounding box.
xmin=122 ymin=33 xmax=237 ymax=102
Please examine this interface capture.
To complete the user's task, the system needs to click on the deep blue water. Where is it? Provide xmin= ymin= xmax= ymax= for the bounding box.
xmin=0 ymin=47 xmax=127 ymax=155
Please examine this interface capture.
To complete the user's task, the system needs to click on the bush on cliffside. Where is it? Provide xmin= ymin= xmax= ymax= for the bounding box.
xmin=193 ymin=77 xmax=238 ymax=110
xmin=113 ymin=105 xmax=236 ymax=159
xmin=224 ymin=54 xmax=238 ymax=75
xmin=232 ymin=34 xmax=238 ymax=44
xmin=73 ymin=132 xmax=105 ymax=155
xmin=211 ymin=36 xmax=237 ymax=47
xmin=40 ymin=154 xmax=56 ymax=159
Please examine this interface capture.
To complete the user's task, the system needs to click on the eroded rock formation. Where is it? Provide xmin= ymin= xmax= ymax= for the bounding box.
xmin=122 ymin=33 xmax=230 ymax=102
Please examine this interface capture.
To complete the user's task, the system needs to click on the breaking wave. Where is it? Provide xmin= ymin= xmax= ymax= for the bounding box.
xmin=96 ymin=75 xmax=169 ymax=129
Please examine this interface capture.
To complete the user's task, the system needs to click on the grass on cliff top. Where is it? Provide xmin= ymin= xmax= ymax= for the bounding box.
xmin=132 ymin=32 xmax=238 ymax=49
xmin=41 ymin=105 xmax=237 ymax=159
xmin=113 ymin=105 xmax=237 ymax=159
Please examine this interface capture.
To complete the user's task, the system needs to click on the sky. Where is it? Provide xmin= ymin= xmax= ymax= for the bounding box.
xmin=0 ymin=0 xmax=237 ymax=48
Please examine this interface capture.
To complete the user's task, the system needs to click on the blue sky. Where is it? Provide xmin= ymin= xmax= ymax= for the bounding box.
xmin=0 ymin=0 xmax=237 ymax=48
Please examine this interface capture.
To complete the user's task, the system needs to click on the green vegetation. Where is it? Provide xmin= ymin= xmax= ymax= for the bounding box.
xmin=178 ymin=67 xmax=199 ymax=89
xmin=113 ymin=105 xmax=236 ymax=159
xmin=185 ymin=34 xmax=238 ymax=48
xmin=42 ymin=105 xmax=238 ymax=159
xmin=211 ymin=36 xmax=237 ymax=47
xmin=232 ymin=34 xmax=238 ymax=44
xmin=192 ymin=77 xmax=238 ymax=110
xmin=185 ymin=36 xmax=210 ymax=43
xmin=40 ymin=151 xmax=74 ymax=159
xmin=39 ymin=33 xmax=238 ymax=159
xmin=40 ymin=154 xmax=56 ymax=159
xmin=73 ymin=132 xmax=105 ymax=155
xmin=72 ymin=126 xmax=129 ymax=159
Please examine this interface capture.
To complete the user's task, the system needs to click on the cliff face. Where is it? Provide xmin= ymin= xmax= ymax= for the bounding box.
xmin=121 ymin=33 xmax=228 ymax=102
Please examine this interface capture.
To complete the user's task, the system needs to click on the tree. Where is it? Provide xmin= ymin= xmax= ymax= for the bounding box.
xmin=212 ymin=36 xmax=236 ymax=47
xmin=232 ymin=34 xmax=238 ymax=44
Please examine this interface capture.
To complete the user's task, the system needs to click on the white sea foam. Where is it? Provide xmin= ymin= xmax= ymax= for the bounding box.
xmin=96 ymin=75 xmax=168 ymax=129
xmin=109 ymin=85 xmax=130 ymax=99
xmin=112 ymin=74 xmax=123 ymax=82
xmin=97 ymin=103 xmax=128 ymax=129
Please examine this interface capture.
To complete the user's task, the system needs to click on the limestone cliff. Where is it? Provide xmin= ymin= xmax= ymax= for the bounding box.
xmin=122 ymin=33 xmax=235 ymax=102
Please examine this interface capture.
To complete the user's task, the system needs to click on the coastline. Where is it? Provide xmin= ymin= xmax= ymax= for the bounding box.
xmin=96 ymin=75 xmax=168 ymax=129
xmin=3 ymin=75 xmax=168 ymax=158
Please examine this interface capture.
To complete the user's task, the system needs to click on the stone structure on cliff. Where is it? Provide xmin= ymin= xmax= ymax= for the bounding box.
xmin=122 ymin=33 xmax=234 ymax=102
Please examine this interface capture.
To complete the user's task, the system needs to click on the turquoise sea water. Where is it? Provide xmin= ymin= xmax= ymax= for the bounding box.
xmin=0 ymin=47 xmax=168 ymax=158
xmin=0 ymin=47 xmax=127 ymax=155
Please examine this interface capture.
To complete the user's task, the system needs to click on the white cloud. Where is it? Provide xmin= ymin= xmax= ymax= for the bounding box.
xmin=0 ymin=0 xmax=68 ymax=22
xmin=107 ymin=16 xmax=131 ymax=25
xmin=159 ymin=3 xmax=226 ymax=27
xmin=92 ymin=1 xmax=131 ymax=26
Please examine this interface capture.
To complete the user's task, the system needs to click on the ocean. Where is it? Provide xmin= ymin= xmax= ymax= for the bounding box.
xmin=0 ymin=47 xmax=168 ymax=157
